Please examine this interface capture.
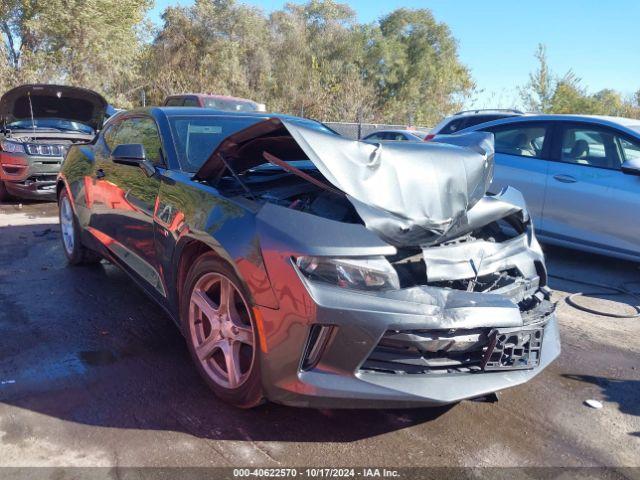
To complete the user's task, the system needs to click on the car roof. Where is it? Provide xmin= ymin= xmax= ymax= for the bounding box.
xmin=365 ymin=129 xmax=425 ymax=136
xmin=165 ymin=93 xmax=259 ymax=102
xmin=122 ymin=106 xmax=306 ymax=122
xmin=452 ymin=109 xmax=525 ymax=117
xmin=457 ymin=113 xmax=640 ymax=135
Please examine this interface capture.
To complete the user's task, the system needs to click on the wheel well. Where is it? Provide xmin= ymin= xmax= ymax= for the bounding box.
xmin=176 ymin=240 xmax=218 ymax=304
xmin=56 ymin=180 xmax=65 ymax=199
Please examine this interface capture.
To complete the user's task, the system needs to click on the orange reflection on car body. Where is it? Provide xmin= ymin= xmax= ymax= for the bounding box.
xmin=0 ymin=153 xmax=29 ymax=181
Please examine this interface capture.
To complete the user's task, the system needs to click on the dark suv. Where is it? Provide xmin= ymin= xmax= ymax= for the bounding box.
xmin=426 ymin=109 xmax=525 ymax=140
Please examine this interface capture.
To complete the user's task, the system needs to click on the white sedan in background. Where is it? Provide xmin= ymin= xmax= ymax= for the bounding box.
xmin=442 ymin=114 xmax=640 ymax=261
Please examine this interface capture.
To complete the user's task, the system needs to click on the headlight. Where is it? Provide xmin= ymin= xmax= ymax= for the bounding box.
xmin=295 ymin=256 xmax=400 ymax=291
xmin=0 ymin=140 xmax=25 ymax=154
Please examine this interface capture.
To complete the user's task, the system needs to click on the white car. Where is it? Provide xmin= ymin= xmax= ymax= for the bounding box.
xmin=446 ymin=114 xmax=640 ymax=262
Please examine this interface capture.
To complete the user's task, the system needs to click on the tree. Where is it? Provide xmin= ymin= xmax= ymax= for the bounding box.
xmin=519 ymin=44 xmax=553 ymax=112
xmin=520 ymin=45 xmax=640 ymax=119
xmin=266 ymin=0 xmax=373 ymax=120
xmin=0 ymin=0 xmax=151 ymax=106
xmin=547 ymin=72 xmax=596 ymax=114
xmin=145 ymin=0 xmax=473 ymax=123
xmin=144 ymin=0 xmax=272 ymax=106
xmin=367 ymin=8 xmax=474 ymax=125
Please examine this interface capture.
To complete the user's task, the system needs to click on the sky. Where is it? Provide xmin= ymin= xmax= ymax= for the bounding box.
xmin=150 ymin=0 xmax=640 ymax=109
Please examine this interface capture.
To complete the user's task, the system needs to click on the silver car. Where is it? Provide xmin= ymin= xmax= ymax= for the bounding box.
xmin=449 ymin=115 xmax=640 ymax=262
xmin=58 ymin=109 xmax=559 ymax=408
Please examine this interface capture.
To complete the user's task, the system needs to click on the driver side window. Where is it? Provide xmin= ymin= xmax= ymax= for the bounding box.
xmin=112 ymin=117 xmax=164 ymax=166
xmin=560 ymin=127 xmax=620 ymax=169
xmin=102 ymin=122 xmax=120 ymax=151
xmin=618 ymin=137 xmax=640 ymax=162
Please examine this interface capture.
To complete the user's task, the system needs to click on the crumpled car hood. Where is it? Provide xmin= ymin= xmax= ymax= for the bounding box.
xmin=0 ymin=84 xmax=107 ymax=131
xmin=196 ymin=117 xmax=494 ymax=246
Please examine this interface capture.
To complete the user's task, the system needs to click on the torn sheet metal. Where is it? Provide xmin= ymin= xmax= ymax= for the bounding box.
xmin=284 ymin=122 xmax=495 ymax=246
xmin=199 ymin=117 xmax=495 ymax=247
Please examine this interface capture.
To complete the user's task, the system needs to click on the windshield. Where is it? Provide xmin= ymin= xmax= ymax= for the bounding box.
xmin=203 ymin=98 xmax=260 ymax=112
xmin=168 ymin=115 xmax=335 ymax=172
xmin=7 ymin=118 xmax=94 ymax=134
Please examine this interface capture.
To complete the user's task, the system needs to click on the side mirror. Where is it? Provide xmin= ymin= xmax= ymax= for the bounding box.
xmin=111 ymin=144 xmax=156 ymax=177
xmin=621 ymin=158 xmax=640 ymax=176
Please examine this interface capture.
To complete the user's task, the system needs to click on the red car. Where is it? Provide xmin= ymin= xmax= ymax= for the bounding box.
xmin=163 ymin=93 xmax=266 ymax=113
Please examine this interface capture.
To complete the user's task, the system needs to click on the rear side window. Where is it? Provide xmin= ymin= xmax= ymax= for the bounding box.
xmin=440 ymin=119 xmax=466 ymax=134
xmin=165 ymin=97 xmax=184 ymax=106
xmin=365 ymin=133 xmax=385 ymax=141
xmin=183 ymin=97 xmax=200 ymax=107
xmin=486 ymin=124 xmax=548 ymax=159
xmin=463 ymin=115 xmax=505 ymax=129
xmin=391 ymin=133 xmax=409 ymax=141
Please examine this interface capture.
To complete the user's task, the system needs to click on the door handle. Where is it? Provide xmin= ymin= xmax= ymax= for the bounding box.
xmin=553 ymin=174 xmax=577 ymax=183
xmin=95 ymin=168 xmax=105 ymax=179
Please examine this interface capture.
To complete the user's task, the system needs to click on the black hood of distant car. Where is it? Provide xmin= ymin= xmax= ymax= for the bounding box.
xmin=0 ymin=84 xmax=108 ymax=131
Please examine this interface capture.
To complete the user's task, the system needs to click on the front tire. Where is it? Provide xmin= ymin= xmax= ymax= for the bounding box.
xmin=181 ymin=254 xmax=264 ymax=408
xmin=58 ymin=189 xmax=101 ymax=265
xmin=0 ymin=181 xmax=9 ymax=202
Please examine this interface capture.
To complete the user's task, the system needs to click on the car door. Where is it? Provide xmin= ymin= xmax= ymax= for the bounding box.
xmin=542 ymin=122 xmax=640 ymax=258
xmin=93 ymin=115 xmax=167 ymax=295
xmin=481 ymin=122 xmax=553 ymax=228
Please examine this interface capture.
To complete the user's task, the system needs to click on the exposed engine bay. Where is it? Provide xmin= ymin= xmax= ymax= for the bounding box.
xmin=204 ymin=119 xmax=555 ymax=377
xmin=221 ymin=164 xmax=551 ymax=320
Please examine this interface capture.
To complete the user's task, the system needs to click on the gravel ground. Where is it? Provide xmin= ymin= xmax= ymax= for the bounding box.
xmin=0 ymin=200 xmax=638 ymax=472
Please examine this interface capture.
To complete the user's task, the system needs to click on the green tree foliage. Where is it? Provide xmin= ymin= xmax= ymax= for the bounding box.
xmin=0 ymin=0 xmax=473 ymax=122
xmin=143 ymin=0 xmax=473 ymax=123
xmin=367 ymin=9 xmax=474 ymax=125
xmin=0 ymin=0 xmax=151 ymax=106
xmin=519 ymin=44 xmax=553 ymax=112
xmin=520 ymin=44 xmax=640 ymax=118
xmin=143 ymin=0 xmax=272 ymax=104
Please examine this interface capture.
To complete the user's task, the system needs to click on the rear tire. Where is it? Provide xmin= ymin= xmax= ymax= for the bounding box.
xmin=58 ymin=188 xmax=101 ymax=265
xmin=181 ymin=254 xmax=265 ymax=408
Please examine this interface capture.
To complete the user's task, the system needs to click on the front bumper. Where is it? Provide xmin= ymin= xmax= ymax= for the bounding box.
xmin=0 ymin=152 xmax=60 ymax=200
xmin=4 ymin=175 xmax=57 ymax=200
xmin=256 ymin=277 xmax=560 ymax=409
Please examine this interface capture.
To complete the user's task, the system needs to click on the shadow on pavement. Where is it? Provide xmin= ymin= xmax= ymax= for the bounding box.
xmin=0 ymin=222 xmax=453 ymax=444
xmin=562 ymin=374 xmax=640 ymax=420
xmin=543 ymin=244 xmax=640 ymax=310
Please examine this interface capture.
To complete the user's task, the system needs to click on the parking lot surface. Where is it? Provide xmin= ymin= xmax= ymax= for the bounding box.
xmin=0 ymin=200 xmax=638 ymax=468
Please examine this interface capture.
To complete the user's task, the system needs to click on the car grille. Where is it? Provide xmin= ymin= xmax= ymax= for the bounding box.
xmin=25 ymin=144 xmax=65 ymax=157
xmin=360 ymin=323 xmax=546 ymax=375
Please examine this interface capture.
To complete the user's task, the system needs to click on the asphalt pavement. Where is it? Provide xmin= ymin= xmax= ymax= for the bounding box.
xmin=0 ymin=199 xmax=638 ymax=470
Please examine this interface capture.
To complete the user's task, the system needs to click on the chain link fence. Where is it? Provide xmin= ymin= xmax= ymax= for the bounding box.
xmin=324 ymin=122 xmax=432 ymax=140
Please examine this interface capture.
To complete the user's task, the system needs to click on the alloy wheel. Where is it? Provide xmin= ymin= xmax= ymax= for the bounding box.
xmin=188 ymin=272 xmax=256 ymax=389
xmin=60 ymin=195 xmax=75 ymax=256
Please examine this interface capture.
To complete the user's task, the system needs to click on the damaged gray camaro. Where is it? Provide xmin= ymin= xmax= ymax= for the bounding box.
xmin=59 ymin=109 xmax=560 ymax=408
